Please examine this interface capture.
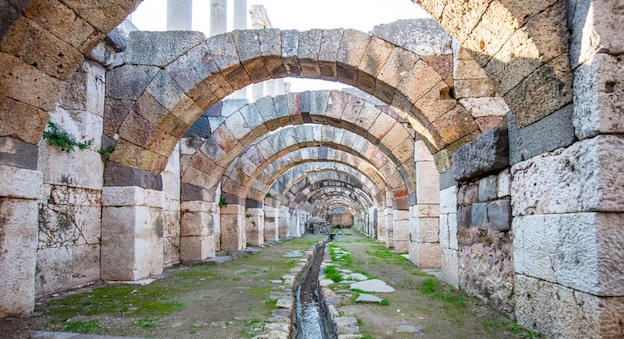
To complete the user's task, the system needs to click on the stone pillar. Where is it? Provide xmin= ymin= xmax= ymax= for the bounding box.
xmin=162 ymin=143 xmax=181 ymax=266
xmin=167 ymin=0 xmax=193 ymax=30
xmin=180 ymin=196 xmax=217 ymax=261
xmin=278 ymin=206 xmax=290 ymax=239
xmin=210 ymin=0 xmax=227 ymax=36
xmin=101 ymin=185 xmax=165 ymax=281
xmin=0 ymin=162 xmax=41 ymax=317
xmin=439 ymin=185 xmax=459 ymax=288
xmin=245 ymin=207 xmax=265 ymax=246
xmin=230 ymin=0 xmax=248 ymax=100
xmin=220 ymin=204 xmax=246 ymax=251
xmin=377 ymin=206 xmax=386 ymax=242
xmin=264 ymin=205 xmax=278 ymax=241
xmin=384 ymin=208 xmax=394 ymax=249
xmin=409 ymin=140 xmax=441 ymax=268
xmin=393 ymin=209 xmax=409 ymax=253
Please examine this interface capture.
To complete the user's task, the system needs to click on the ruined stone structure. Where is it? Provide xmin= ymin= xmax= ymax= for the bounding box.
xmin=0 ymin=1 xmax=622 ymax=338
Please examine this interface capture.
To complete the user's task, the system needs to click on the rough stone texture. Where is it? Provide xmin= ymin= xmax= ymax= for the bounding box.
xmin=511 ymin=135 xmax=624 ymax=216
xmin=478 ymin=175 xmax=497 ymax=202
xmin=515 ymin=274 xmax=624 ymax=339
xmin=125 ymin=31 xmax=205 ymax=66
xmin=457 ymin=224 xmax=515 ymax=316
xmin=514 ymin=212 xmax=624 ymax=296
xmin=487 ymin=199 xmax=511 ymax=232
xmin=104 ymin=161 xmax=163 ymax=190
xmin=508 ymin=105 xmax=577 ymax=165
xmin=452 ymin=127 xmax=509 ymax=181
xmin=371 ymin=19 xmax=451 ymax=56
xmin=0 ymin=137 xmax=39 ymax=170
xmin=220 ymin=205 xmax=246 ymax=251
xmin=0 ymin=198 xmax=38 ymax=317
xmin=0 ymin=165 xmax=43 ymax=199
xmin=441 ymin=248 xmax=459 ymax=288
xmin=573 ymin=53 xmax=624 ymax=140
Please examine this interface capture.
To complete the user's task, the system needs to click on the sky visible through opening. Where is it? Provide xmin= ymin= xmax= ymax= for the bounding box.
xmin=131 ymin=0 xmax=430 ymax=92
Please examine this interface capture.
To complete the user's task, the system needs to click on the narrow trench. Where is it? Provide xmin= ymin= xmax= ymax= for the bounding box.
xmin=294 ymin=242 xmax=336 ymax=339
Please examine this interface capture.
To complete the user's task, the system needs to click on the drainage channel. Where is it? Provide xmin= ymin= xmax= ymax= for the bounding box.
xmin=294 ymin=242 xmax=336 ymax=339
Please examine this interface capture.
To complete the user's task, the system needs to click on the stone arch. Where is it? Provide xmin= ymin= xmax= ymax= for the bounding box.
xmin=300 ymin=186 xmax=372 ymax=214
xmin=217 ymin=123 xmax=414 ymax=202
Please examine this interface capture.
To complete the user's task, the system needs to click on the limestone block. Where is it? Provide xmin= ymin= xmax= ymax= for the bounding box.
xmin=458 ymin=97 xmax=508 ymax=118
xmin=49 ymin=106 xmax=104 ymax=149
xmin=318 ymin=29 xmax=344 ymax=79
xmin=105 ymin=65 xmax=160 ymax=101
xmin=60 ymin=60 xmax=106 ymax=116
xmin=374 ymin=48 xmax=420 ymax=103
xmin=71 ymin=244 xmax=100 ymax=286
xmin=181 ymin=210 xmax=213 ymax=236
xmin=415 ymin=217 xmax=439 ymax=243
xmin=206 ymin=33 xmax=250 ymax=90
xmin=515 ymin=274 xmax=624 ymax=339
xmin=162 ymin=209 xmax=180 ymax=237
xmin=573 ymin=53 xmax=624 ymax=140
xmin=371 ymin=19 xmax=451 ymax=56
xmin=38 ymin=146 xmax=103 ymax=190
xmin=514 ymin=212 xmax=624 ymax=296
xmin=507 ymin=105 xmax=576 ymax=166
xmin=281 ymin=29 xmax=302 ymax=77
xmin=442 ymin=248 xmax=459 ymax=287
xmin=0 ymin=198 xmax=38 ymax=317
xmin=439 ymin=186 xmax=457 ymax=214
xmin=163 ymin=236 xmax=181 ymax=265
xmin=336 ymin=29 xmax=371 ymax=86
xmin=497 ymin=168 xmax=510 ymax=197
xmin=478 ymin=175 xmax=497 ymax=202
xmin=38 ymin=204 xmax=101 ymax=247
xmin=101 ymin=205 xmax=164 ymax=281
xmin=568 ymin=0 xmax=624 ymax=68
xmin=258 ymin=29 xmax=287 ymax=78
xmin=503 ymin=54 xmax=573 ymax=128
xmin=439 ymin=214 xmax=449 ymax=249
xmin=35 ymin=247 xmax=71 ymax=296
xmin=512 ymin=135 xmax=624 ymax=215
xmin=452 ymin=127 xmax=509 ymax=181
xmin=0 ymin=165 xmax=42 ymax=199
xmin=180 ymin=235 xmax=216 ymax=261
xmin=126 ymin=31 xmax=205 ymax=66
xmin=232 ymin=30 xmax=269 ymax=82
xmin=357 ymin=37 xmax=395 ymax=93
xmin=448 ymin=212 xmax=458 ymax=251
xmin=220 ymin=205 xmax=245 ymax=251
xmin=453 ymin=59 xmax=488 ymax=80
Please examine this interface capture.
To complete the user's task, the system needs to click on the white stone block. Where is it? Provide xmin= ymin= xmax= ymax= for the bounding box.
xmin=35 ymin=247 xmax=72 ymax=296
xmin=512 ymin=135 xmax=624 ymax=216
xmin=442 ymin=248 xmax=459 ymax=288
xmin=414 ymin=140 xmax=435 ymax=161
xmin=514 ymin=212 xmax=624 ymax=296
xmin=459 ymin=97 xmax=509 ymax=118
xmin=448 ymin=212 xmax=458 ymax=251
xmin=0 ymin=165 xmax=42 ymax=199
xmin=515 ymin=274 xmax=624 ymax=339
xmin=439 ymin=214 xmax=449 ymax=249
xmin=416 ymin=161 xmax=440 ymax=204
xmin=71 ymin=244 xmax=100 ymax=286
xmin=439 ymin=186 xmax=458 ymax=214
xmin=180 ymin=235 xmax=216 ymax=261
xmin=497 ymin=168 xmax=510 ymax=197
xmin=0 ymin=198 xmax=38 ymax=316
xmin=102 ymin=186 xmax=145 ymax=206
xmin=38 ymin=142 xmax=103 ymax=190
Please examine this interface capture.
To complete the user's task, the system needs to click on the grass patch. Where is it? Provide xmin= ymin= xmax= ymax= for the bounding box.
xmin=136 ymin=318 xmax=158 ymax=328
xmin=324 ymin=265 xmax=342 ymax=282
xmin=420 ymin=277 xmax=466 ymax=309
xmin=64 ymin=320 xmax=101 ymax=333
xmin=482 ymin=317 xmax=543 ymax=338
xmin=379 ymin=298 xmax=390 ymax=306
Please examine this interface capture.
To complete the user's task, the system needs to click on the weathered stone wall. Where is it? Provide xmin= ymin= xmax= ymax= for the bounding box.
xmin=451 ymin=127 xmax=513 ymax=316
xmin=36 ymin=59 xmax=105 ymax=296
xmin=162 ymin=144 xmax=181 ymax=266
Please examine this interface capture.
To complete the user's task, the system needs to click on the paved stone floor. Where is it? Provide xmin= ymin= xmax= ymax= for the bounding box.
xmin=1 ymin=231 xmax=539 ymax=338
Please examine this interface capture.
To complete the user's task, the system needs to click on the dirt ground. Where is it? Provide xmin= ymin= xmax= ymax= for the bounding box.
xmin=0 ymin=230 xmax=538 ymax=339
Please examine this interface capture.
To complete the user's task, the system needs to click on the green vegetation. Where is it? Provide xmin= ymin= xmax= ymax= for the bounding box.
xmin=265 ymin=192 xmax=272 ymax=198
xmin=324 ymin=265 xmax=342 ymax=282
xmin=64 ymin=320 xmax=101 ymax=333
xmin=97 ymin=144 xmax=115 ymax=160
xmin=218 ymin=196 xmax=228 ymax=208
xmin=43 ymin=121 xmax=93 ymax=152
xmin=482 ymin=317 xmax=543 ymax=338
xmin=379 ymin=298 xmax=390 ymax=306
xmin=136 ymin=318 xmax=158 ymax=328
xmin=420 ymin=277 xmax=466 ymax=308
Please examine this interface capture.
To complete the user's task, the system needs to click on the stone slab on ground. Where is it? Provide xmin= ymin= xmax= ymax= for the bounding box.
xmin=396 ymin=322 xmax=424 ymax=333
xmin=199 ymin=256 xmax=232 ymax=265
xmin=320 ymin=279 xmax=334 ymax=287
xmin=355 ymin=293 xmax=383 ymax=303
xmin=244 ymin=247 xmax=263 ymax=254
xmin=343 ymin=273 xmax=368 ymax=281
xmin=334 ymin=317 xmax=360 ymax=334
xmin=32 ymin=332 xmax=152 ymax=339
xmin=350 ymin=279 xmax=395 ymax=293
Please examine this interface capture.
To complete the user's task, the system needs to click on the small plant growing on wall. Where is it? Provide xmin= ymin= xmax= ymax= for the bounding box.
xmin=218 ymin=196 xmax=228 ymax=208
xmin=265 ymin=193 xmax=272 ymax=198
xmin=97 ymin=144 xmax=115 ymax=160
xmin=42 ymin=121 xmax=93 ymax=152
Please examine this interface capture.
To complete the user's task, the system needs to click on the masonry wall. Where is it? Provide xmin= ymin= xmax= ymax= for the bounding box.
xmin=35 ymin=60 xmax=105 ymax=296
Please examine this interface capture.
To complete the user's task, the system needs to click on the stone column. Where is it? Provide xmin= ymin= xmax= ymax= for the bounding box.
xmin=393 ymin=209 xmax=410 ymax=253
xmin=179 ymin=192 xmax=217 ymax=261
xmin=101 ymin=183 xmax=165 ymax=281
xmin=0 ymin=160 xmax=41 ymax=317
xmin=384 ymin=208 xmax=394 ymax=249
xmin=439 ymin=185 xmax=459 ymax=287
xmin=409 ymin=140 xmax=441 ymax=268
xmin=278 ymin=206 xmax=290 ymax=239
xmin=220 ymin=204 xmax=246 ymax=250
xmin=245 ymin=207 xmax=265 ymax=246
xmin=264 ymin=205 xmax=278 ymax=241
xmin=210 ymin=0 xmax=227 ymax=36
xmin=377 ymin=205 xmax=386 ymax=242
xmin=167 ymin=0 xmax=193 ymax=30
